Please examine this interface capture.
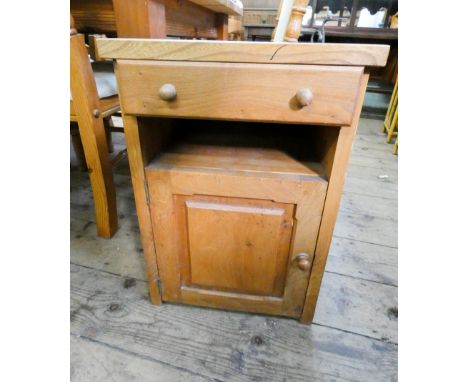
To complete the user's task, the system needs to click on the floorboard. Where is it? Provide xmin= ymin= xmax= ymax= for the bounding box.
xmin=327 ymin=236 xmax=397 ymax=286
xmin=334 ymin=213 xmax=397 ymax=248
xmin=71 ymin=264 xmax=397 ymax=382
xmin=340 ymin=192 xmax=397 ymax=221
xmin=343 ymin=177 xmax=398 ymax=200
xmin=71 ymin=336 xmax=208 ymax=382
xmin=314 ymin=272 xmax=398 ymax=343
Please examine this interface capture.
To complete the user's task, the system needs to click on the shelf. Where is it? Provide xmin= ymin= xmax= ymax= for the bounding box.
xmin=147 ymin=143 xmax=324 ymax=180
xmin=142 ymin=118 xmax=334 ymax=181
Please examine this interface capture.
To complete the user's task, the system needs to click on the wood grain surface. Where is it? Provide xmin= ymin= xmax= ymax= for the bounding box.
xmin=96 ymin=38 xmax=390 ymax=66
xmin=116 ymin=60 xmax=363 ymax=125
xmin=71 ymin=264 xmax=398 ymax=381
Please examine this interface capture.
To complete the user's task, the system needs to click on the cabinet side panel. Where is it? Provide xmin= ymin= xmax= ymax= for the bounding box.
xmin=300 ymin=72 xmax=369 ymax=324
xmin=122 ymin=115 xmax=162 ymax=304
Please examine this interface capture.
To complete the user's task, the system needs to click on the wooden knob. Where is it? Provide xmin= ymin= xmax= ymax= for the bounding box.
xmin=159 ymin=83 xmax=177 ymax=101
xmin=296 ymin=88 xmax=313 ymax=107
xmin=296 ymin=253 xmax=311 ymax=271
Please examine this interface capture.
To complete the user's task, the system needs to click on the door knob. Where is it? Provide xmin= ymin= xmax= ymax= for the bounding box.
xmin=159 ymin=83 xmax=177 ymax=101
xmin=296 ymin=88 xmax=313 ymax=107
xmin=295 ymin=253 xmax=311 ymax=271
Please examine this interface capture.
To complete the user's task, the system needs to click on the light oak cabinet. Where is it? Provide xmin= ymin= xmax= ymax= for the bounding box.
xmin=96 ymin=39 xmax=389 ymax=323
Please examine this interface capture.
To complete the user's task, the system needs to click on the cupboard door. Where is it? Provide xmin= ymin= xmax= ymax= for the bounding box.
xmin=176 ymin=195 xmax=294 ymax=297
xmin=147 ymin=169 xmax=327 ymax=318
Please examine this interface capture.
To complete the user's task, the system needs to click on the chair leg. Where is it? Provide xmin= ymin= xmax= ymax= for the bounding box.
xmin=386 ymin=107 xmax=398 ymax=143
xmin=104 ymin=117 xmax=115 ymax=154
xmin=76 ymin=115 xmax=118 ymax=238
xmin=70 ymin=123 xmax=87 ymax=171
xmin=383 ymin=79 xmax=398 ymax=134
xmin=382 ymin=120 xmax=389 ymax=134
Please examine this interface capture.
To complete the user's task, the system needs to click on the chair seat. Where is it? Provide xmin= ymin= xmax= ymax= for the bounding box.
xmin=70 ymin=61 xmax=119 ymax=121
xmin=92 ymin=61 xmax=118 ymax=99
xmin=70 ymin=61 xmax=118 ymax=101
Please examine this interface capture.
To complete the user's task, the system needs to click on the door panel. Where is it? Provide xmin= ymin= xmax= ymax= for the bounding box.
xmin=176 ymin=195 xmax=294 ymax=297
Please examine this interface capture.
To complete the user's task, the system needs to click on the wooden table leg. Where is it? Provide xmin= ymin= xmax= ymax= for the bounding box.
xmin=216 ymin=13 xmax=229 ymax=40
xmin=112 ymin=0 xmax=166 ymax=38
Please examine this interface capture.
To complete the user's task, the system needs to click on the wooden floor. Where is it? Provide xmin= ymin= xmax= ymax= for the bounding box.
xmin=70 ymin=117 xmax=398 ymax=381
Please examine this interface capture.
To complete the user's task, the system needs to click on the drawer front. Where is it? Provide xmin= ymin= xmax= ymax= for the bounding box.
xmin=116 ymin=60 xmax=363 ymax=126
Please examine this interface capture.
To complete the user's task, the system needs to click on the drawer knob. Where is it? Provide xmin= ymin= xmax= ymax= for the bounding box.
xmin=296 ymin=253 xmax=311 ymax=271
xmin=296 ymin=88 xmax=313 ymax=107
xmin=159 ymin=83 xmax=177 ymax=101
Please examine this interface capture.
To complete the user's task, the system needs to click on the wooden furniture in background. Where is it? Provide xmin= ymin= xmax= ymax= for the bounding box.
xmin=96 ymin=38 xmax=389 ymax=323
xmin=70 ymin=0 xmax=242 ymax=39
xmin=304 ymin=0 xmax=398 ymax=40
xmin=302 ymin=0 xmax=398 ymax=88
xmin=271 ymin=0 xmax=308 ymax=42
xmin=243 ymin=8 xmax=278 ymax=40
xmin=70 ymin=23 xmax=125 ymax=238
xmin=283 ymin=0 xmax=309 ymax=41
xmin=271 ymin=0 xmax=291 ymax=41
xmin=228 ymin=15 xmax=243 ymax=40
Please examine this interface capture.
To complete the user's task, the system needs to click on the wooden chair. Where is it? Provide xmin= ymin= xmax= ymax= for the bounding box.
xmin=70 ymin=17 xmax=124 ymax=238
xmin=272 ymin=0 xmax=309 ymax=42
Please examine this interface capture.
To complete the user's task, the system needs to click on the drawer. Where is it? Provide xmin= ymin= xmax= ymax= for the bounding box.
xmin=116 ymin=60 xmax=363 ymax=126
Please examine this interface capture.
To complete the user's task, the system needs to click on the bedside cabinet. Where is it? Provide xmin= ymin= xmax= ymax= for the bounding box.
xmin=96 ymin=39 xmax=389 ymax=324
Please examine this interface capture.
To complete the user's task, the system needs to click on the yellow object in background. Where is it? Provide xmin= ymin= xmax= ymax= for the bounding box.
xmin=382 ymin=78 xmax=398 ymax=154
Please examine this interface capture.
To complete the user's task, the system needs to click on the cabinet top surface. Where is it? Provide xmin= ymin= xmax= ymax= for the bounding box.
xmin=96 ymin=38 xmax=389 ymax=67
